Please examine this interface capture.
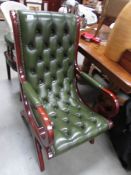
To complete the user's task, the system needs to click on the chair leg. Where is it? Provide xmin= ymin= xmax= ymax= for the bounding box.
xmin=89 ymin=139 xmax=95 ymax=144
xmin=34 ymin=138 xmax=45 ymax=171
xmin=21 ymin=110 xmax=28 ymax=127
xmin=21 ymin=108 xmax=45 ymax=171
xmin=19 ymin=92 xmax=22 ymax=102
xmin=6 ymin=61 xmax=11 ymax=80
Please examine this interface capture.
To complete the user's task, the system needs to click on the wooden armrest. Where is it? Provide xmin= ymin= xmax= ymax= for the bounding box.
xmin=22 ymin=80 xmax=54 ymax=146
xmin=37 ymin=106 xmax=54 ymax=146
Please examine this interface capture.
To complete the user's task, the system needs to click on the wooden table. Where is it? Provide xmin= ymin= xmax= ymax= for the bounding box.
xmin=78 ymin=25 xmax=131 ymax=94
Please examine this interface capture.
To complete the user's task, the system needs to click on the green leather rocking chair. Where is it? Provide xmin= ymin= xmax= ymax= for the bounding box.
xmin=11 ymin=10 xmax=119 ymax=171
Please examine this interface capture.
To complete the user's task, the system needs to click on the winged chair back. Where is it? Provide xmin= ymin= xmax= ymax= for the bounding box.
xmin=11 ymin=10 xmax=116 ymax=171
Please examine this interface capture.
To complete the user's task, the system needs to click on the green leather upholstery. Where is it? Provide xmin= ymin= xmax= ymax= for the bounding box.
xmin=22 ymin=81 xmax=42 ymax=106
xmin=18 ymin=11 xmax=109 ymax=156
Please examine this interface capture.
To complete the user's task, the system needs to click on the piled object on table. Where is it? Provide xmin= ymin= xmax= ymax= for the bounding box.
xmin=58 ymin=0 xmax=98 ymax=27
xmin=82 ymin=0 xmax=98 ymax=9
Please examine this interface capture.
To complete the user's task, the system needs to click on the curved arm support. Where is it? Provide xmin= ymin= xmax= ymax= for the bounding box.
xmin=22 ymin=81 xmax=54 ymax=147
xmin=36 ymin=107 xmax=54 ymax=146
xmin=76 ymin=66 xmax=119 ymax=118
xmin=22 ymin=81 xmax=42 ymax=106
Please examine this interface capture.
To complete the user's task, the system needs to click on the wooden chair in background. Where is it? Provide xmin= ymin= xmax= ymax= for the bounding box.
xmin=1 ymin=1 xmax=28 ymax=80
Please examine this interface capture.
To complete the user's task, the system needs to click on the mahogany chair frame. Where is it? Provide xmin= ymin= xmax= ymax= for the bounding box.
xmin=10 ymin=10 xmax=119 ymax=171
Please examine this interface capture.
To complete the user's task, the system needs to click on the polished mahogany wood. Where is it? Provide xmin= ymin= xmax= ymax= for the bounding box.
xmin=10 ymin=10 xmax=55 ymax=171
xmin=47 ymin=0 xmax=61 ymax=11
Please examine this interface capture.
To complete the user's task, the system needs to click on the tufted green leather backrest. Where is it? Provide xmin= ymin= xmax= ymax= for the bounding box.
xmin=18 ymin=11 xmax=77 ymax=97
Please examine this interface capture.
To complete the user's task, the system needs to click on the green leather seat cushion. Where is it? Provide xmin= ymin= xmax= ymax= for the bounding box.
xmin=33 ymin=83 xmax=109 ymax=156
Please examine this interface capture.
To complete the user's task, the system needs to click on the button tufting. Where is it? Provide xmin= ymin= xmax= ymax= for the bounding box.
xmin=63 ymin=52 xmax=67 ymax=58
xmin=63 ymin=71 xmax=67 ymax=77
xmin=63 ymin=108 xmax=69 ymax=114
xmin=44 ymin=65 xmax=49 ymax=72
xmin=55 ymin=93 xmax=59 ymax=98
xmin=65 ymin=101 xmax=70 ymax=105
xmin=75 ymin=121 xmax=85 ymax=129
xmin=58 ymin=81 xmax=63 ymax=88
xmin=47 ymin=86 xmax=51 ymax=91
xmin=51 ymin=26 xmax=56 ymax=35
xmin=51 ymin=53 xmax=55 ymax=58
xmin=67 ymin=91 xmax=70 ymax=96
xmin=52 ymin=103 xmax=58 ymax=108
xmin=57 ymin=62 xmax=62 ymax=68
xmin=38 ymin=56 xmax=43 ymax=62
xmin=62 ymin=117 xmax=70 ymax=124
xmin=28 ymin=43 xmax=34 ymax=50
xmin=39 ymin=78 xmax=44 ymax=84
xmin=55 ymin=97 xmax=59 ymax=101
xmin=61 ymin=129 xmax=70 ymax=137
xmin=36 ymin=28 xmax=41 ymax=35
xmin=68 ymin=61 xmax=73 ymax=67
xmin=49 ymin=111 xmax=56 ymax=116
xmin=52 ymin=75 xmax=56 ymax=81
xmin=69 ymin=40 xmax=73 ymax=46
xmin=31 ymin=68 xmax=36 ymax=74
xmin=64 ymin=24 xmax=69 ymax=34
xmin=81 ymin=123 xmax=85 ymax=129
xmin=57 ymin=41 xmax=62 ymax=47
xmin=43 ymin=98 xmax=48 ymax=104
xmin=44 ymin=41 xmax=49 ymax=48
xmin=76 ymin=113 xmax=81 ymax=118
xmin=89 ymin=118 xmax=97 ymax=124
xmin=66 ymin=130 xmax=71 ymax=137
xmin=55 ymin=94 xmax=60 ymax=101
xmin=49 ymin=111 xmax=57 ymax=119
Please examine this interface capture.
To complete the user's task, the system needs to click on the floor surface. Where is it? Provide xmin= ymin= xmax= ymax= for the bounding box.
xmin=0 ymin=21 xmax=130 ymax=175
